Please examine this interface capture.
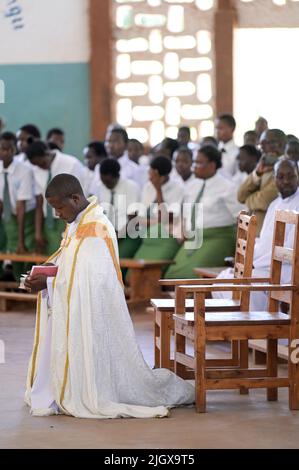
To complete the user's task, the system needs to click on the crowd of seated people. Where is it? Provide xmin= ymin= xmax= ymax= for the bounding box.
xmin=0 ymin=114 xmax=299 ymax=286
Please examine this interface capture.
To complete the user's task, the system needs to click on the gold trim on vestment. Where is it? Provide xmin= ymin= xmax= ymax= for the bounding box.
xmin=58 ymin=202 xmax=98 ymax=406
xmin=76 ymin=221 xmax=124 ymax=289
xmin=30 ymin=292 xmax=42 ymax=387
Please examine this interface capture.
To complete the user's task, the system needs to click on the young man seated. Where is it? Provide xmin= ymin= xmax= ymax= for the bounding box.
xmin=232 ymin=145 xmax=261 ymax=187
xmin=92 ymin=158 xmax=140 ymax=241
xmin=130 ymin=156 xmax=184 ymax=265
xmin=237 ymin=129 xmax=286 ymax=235
xmin=174 ymin=146 xmax=195 ymax=192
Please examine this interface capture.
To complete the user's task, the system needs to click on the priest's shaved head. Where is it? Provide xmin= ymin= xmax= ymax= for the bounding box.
xmin=46 ymin=174 xmax=89 ymax=223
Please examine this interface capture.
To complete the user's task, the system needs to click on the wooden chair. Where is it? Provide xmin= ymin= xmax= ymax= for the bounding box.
xmin=173 ymin=210 xmax=299 ymax=412
xmin=153 ymin=211 xmax=257 ymax=372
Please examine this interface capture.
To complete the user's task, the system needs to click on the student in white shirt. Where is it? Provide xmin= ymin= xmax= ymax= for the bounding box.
xmin=105 ymin=128 xmax=141 ymax=188
xmin=16 ymin=124 xmax=41 ymax=163
xmin=174 ymin=146 xmax=195 ymax=192
xmin=93 ymin=158 xmax=140 ymax=235
xmin=46 ymin=128 xmax=65 ymax=152
xmin=0 ymin=132 xmax=36 ymax=280
xmin=82 ymin=141 xmax=108 ymax=196
xmin=127 ymin=138 xmax=149 ymax=188
xmin=25 ymin=141 xmax=84 ymax=255
xmin=213 ymin=159 xmax=299 ymax=311
xmin=216 ymin=114 xmax=239 ymax=178
xmin=232 ymin=145 xmax=261 ymax=188
xmin=165 ymin=145 xmax=243 ymax=279
xmin=132 ymin=156 xmax=184 ymax=264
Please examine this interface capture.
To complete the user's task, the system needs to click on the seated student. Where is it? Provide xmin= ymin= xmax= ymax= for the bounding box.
xmin=215 ymin=114 xmax=239 ymax=178
xmin=16 ymin=124 xmax=41 ymax=163
xmin=237 ymin=129 xmax=286 ymax=235
xmin=127 ymin=138 xmax=149 ymax=187
xmin=105 ymin=127 xmax=141 ymax=188
xmin=0 ymin=132 xmax=36 ymax=280
xmin=127 ymin=139 xmax=149 ymax=166
xmin=164 ymin=145 xmax=243 ymax=279
xmin=243 ymin=130 xmax=258 ymax=147
xmin=25 ymin=141 xmax=84 ymax=255
xmin=82 ymin=141 xmax=107 ymax=196
xmin=232 ymin=145 xmax=261 ymax=187
xmin=131 ymin=156 xmax=184 ymax=263
xmin=93 ymin=158 xmax=140 ymax=237
xmin=46 ymin=128 xmax=65 ymax=151
xmin=213 ymin=159 xmax=299 ymax=311
xmin=285 ymin=140 xmax=299 ymax=164
xmin=174 ymin=146 xmax=195 ymax=191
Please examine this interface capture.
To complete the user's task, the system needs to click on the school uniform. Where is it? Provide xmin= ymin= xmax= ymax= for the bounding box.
xmin=0 ymin=159 xmax=36 ymax=279
xmin=33 ymin=151 xmax=85 ymax=255
xmin=165 ymin=172 xmax=243 ymax=279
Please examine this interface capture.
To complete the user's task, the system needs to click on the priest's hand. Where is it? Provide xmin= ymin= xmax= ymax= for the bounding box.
xmin=24 ymin=274 xmax=48 ymax=293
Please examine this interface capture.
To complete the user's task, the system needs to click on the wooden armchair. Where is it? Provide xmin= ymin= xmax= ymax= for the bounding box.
xmin=152 ymin=211 xmax=257 ymax=371
xmin=173 ymin=210 xmax=299 ymax=412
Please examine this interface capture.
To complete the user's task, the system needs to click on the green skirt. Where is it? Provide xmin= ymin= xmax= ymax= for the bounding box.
xmin=1 ymin=210 xmax=36 ymax=281
xmin=133 ymin=224 xmax=180 ymax=263
xmin=164 ymin=225 xmax=236 ymax=279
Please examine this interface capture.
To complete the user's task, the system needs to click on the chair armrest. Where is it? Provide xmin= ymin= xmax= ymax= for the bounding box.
xmin=159 ymin=277 xmax=270 ymax=286
xmin=177 ymin=283 xmax=295 ymax=294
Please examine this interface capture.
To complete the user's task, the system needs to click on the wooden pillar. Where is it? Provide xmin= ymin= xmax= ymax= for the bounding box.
xmin=214 ymin=0 xmax=237 ymax=116
xmin=89 ymin=0 xmax=112 ymax=139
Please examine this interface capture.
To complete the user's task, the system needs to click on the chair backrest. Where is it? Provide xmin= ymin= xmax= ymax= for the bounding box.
xmin=232 ymin=211 xmax=257 ymax=307
xmin=233 ymin=211 xmax=257 ymax=279
xmin=268 ymin=210 xmax=299 ymax=312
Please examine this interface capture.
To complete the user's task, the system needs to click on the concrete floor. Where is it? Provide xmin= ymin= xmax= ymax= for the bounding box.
xmin=1 ymin=305 xmax=299 ymax=449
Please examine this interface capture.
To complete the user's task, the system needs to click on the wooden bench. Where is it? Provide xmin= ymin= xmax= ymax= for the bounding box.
xmin=121 ymin=259 xmax=174 ymax=303
xmin=0 ymin=253 xmax=47 ymax=311
xmin=0 ymin=253 xmax=48 ymax=263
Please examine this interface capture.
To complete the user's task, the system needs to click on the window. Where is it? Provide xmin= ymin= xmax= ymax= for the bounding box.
xmin=113 ymin=0 xmax=215 ymax=145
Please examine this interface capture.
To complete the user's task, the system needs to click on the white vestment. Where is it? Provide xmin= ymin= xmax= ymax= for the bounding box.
xmin=25 ymin=197 xmax=194 ymax=419
xmin=213 ymin=188 xmax=299 ymax=310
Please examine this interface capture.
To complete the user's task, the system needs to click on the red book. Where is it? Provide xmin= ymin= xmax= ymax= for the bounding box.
xmin=30 ymin=265 xmax=58 ymax=277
